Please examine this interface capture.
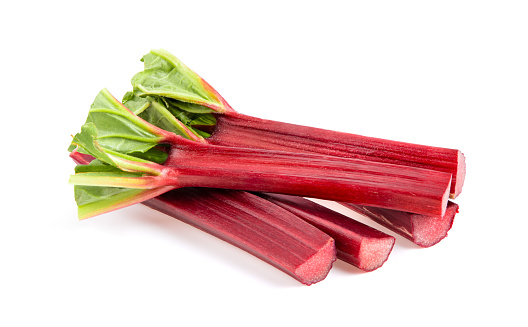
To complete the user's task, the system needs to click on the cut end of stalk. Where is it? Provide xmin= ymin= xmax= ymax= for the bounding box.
xmin=412 ymin=201 xmax=459 ymax=247
xmin=258 ymin=193 xmax=396 ymax=272
xmin=294 ymin=238 xmax=336 ymax=286
xmin=356 ymin=237 xmax=396 ymax=272
xmin=451 ymin=151 xmax=466 ymax=199
xmin=341 ymin=201 xmax=460 ymax=247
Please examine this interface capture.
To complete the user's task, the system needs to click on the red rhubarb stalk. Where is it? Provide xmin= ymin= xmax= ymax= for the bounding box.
xmin=342 ymin=202 xmax=459 ymax=247
xmin=143 ymin=188 xmax=337 ymax=285
xmin=120 ymin=49 xmax=465 ymax=247
xmin=164 ymin=138 xmax=452 ymax=217
xmin=71 ymin=150 xmax=395 ymax=271
xmin=70 ymin=151 xmax=337 ymax=284
xmin=257 ymin=193 xmax=395 ymax=272
xmin=70 ymin=150 xmax=457 ymax=247
xmin=209 ymin=112 xmax=465 ymax=199
xmin=208 ymin=114 xmax=462 ymax=246
xmin=69 ymin=89 xmax=452 ymax=219
xmin=125 ymin=49 xmax=466 ymax=199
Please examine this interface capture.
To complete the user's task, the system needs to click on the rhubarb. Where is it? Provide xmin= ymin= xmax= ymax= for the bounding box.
xmin=67 ymin=50 xmax=467 ymax=286
xmin=70 ymin=150 xmax=336 ymax=284
xmin=209 ymin=113 xmax=466 ymax=198
xmin=257 ymin=193 xmax=395 ymax=271
xmin=144 ymin=188 xmax=336 ymax=285
xmin=342 ymin=202 xmax=459 ymax=247
xmin=124 ymin=49 xmax=466 ymax=199
xmin=69 ymin=89 xmax=452 ymax=219
xmin=71 ymin=149 xmax=396 ymax=271
xmin=120 ymin=49 xmax=464 ymax=246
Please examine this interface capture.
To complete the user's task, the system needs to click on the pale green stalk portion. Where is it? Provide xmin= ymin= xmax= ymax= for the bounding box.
xmin=105 ymin=151 xmax=164 ymax=176
xmin=69 ymin=173 xmax=162 ymax=189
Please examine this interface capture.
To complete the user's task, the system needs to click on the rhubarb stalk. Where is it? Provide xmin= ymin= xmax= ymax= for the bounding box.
xmin=71 ymin=146 xmax=337 ymax=284
xmin=342 ymin=202 xmax=459 ymax=247
xmin=257 ymin=193 xmax=395 ymax=271
xmin=144 ymin=188 xmax=337 ymax=285
xmin=69 ymin=89 xmax=452 ymax=219
xmin=72 ymin=139 xmax=454 ymax=248
xmin=119 ymin=50 xmax=464 ymax=246
xmin=71 ymin=150 xmax=392 ymax=274
xmin=124 ymin=49 xmax=466 ymax=199
xmin=209 ymin=112 xmax=466 ymax=198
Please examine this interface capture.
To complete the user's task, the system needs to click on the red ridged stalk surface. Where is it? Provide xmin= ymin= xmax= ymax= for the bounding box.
xmin=257 ymin=193 xmax=395 ymax=272
xmin=208 ymin=112 xmax=465 ymax=198
xmin=342 ymin=202 xmax=459 ymax=247
xmin=166 ymin=138 xmax=452 ymax=217
xmin=143 ymin=188 xmax=337 ymax=285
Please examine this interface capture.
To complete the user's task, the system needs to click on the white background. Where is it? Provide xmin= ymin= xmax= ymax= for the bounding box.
xmin=1 ymin=1 xmax=526 ymax=326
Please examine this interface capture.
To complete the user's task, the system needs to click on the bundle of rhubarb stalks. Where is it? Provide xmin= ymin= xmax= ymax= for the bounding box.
xmin=69 ymin=49 xmax=465 ymax=285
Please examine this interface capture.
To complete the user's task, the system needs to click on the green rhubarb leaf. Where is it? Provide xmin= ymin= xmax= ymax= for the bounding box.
xmin=131 ymin=49 xmax=232 ymax=113
xmin=71 ymin=121 xmax=160 ymax=175
xmin=139 ymin=99 xmax=194 ymax=137
xmin=70 ymin=89 xmax=175 ymax=170
xmin=75 ymin=185 xmax=132 ymax=207
xmin=122 ymin=90 xmax=150 ymax=115
xmin=84 ymin=89 xmax=165 ymax=154
xmin=70 ymin=158 xmax=172 ymax=220
xmin=74 ymin=184 xmax=175 ymax=220
xmin=128 ymin=147 xmax=168 ymax=164
xmin=71 ymin=122 xmax=115 ymax=166
xmin=74 ymin=159 xmax=124 ymax=174
xmin=124 ymin=49 xmax=228 ymax=141
xmin=69 ymin=89 xmax=173 ymax=195
xmin=69 ymin=90 xmax=181 ymax=219
xmin=190 ymin=113 xmax=216 ymax=127
xmin=122 ymin=89 xmax=206 ymax=142
xmin=191 ymin=129 xmax=211 ymax=138
xmin=166 ymin=98 xmax=214 ymax=114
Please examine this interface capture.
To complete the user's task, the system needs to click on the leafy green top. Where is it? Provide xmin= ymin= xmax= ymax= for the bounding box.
xmin=122 ymin=90 xmax=212 ymax=141
xmin=70 ymin=50 xmax=235 ymax=219
xmin=131 ymin=49 xmax=234 ymax=114
xmin=69 ymin=89 xmax=180 ymax=219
